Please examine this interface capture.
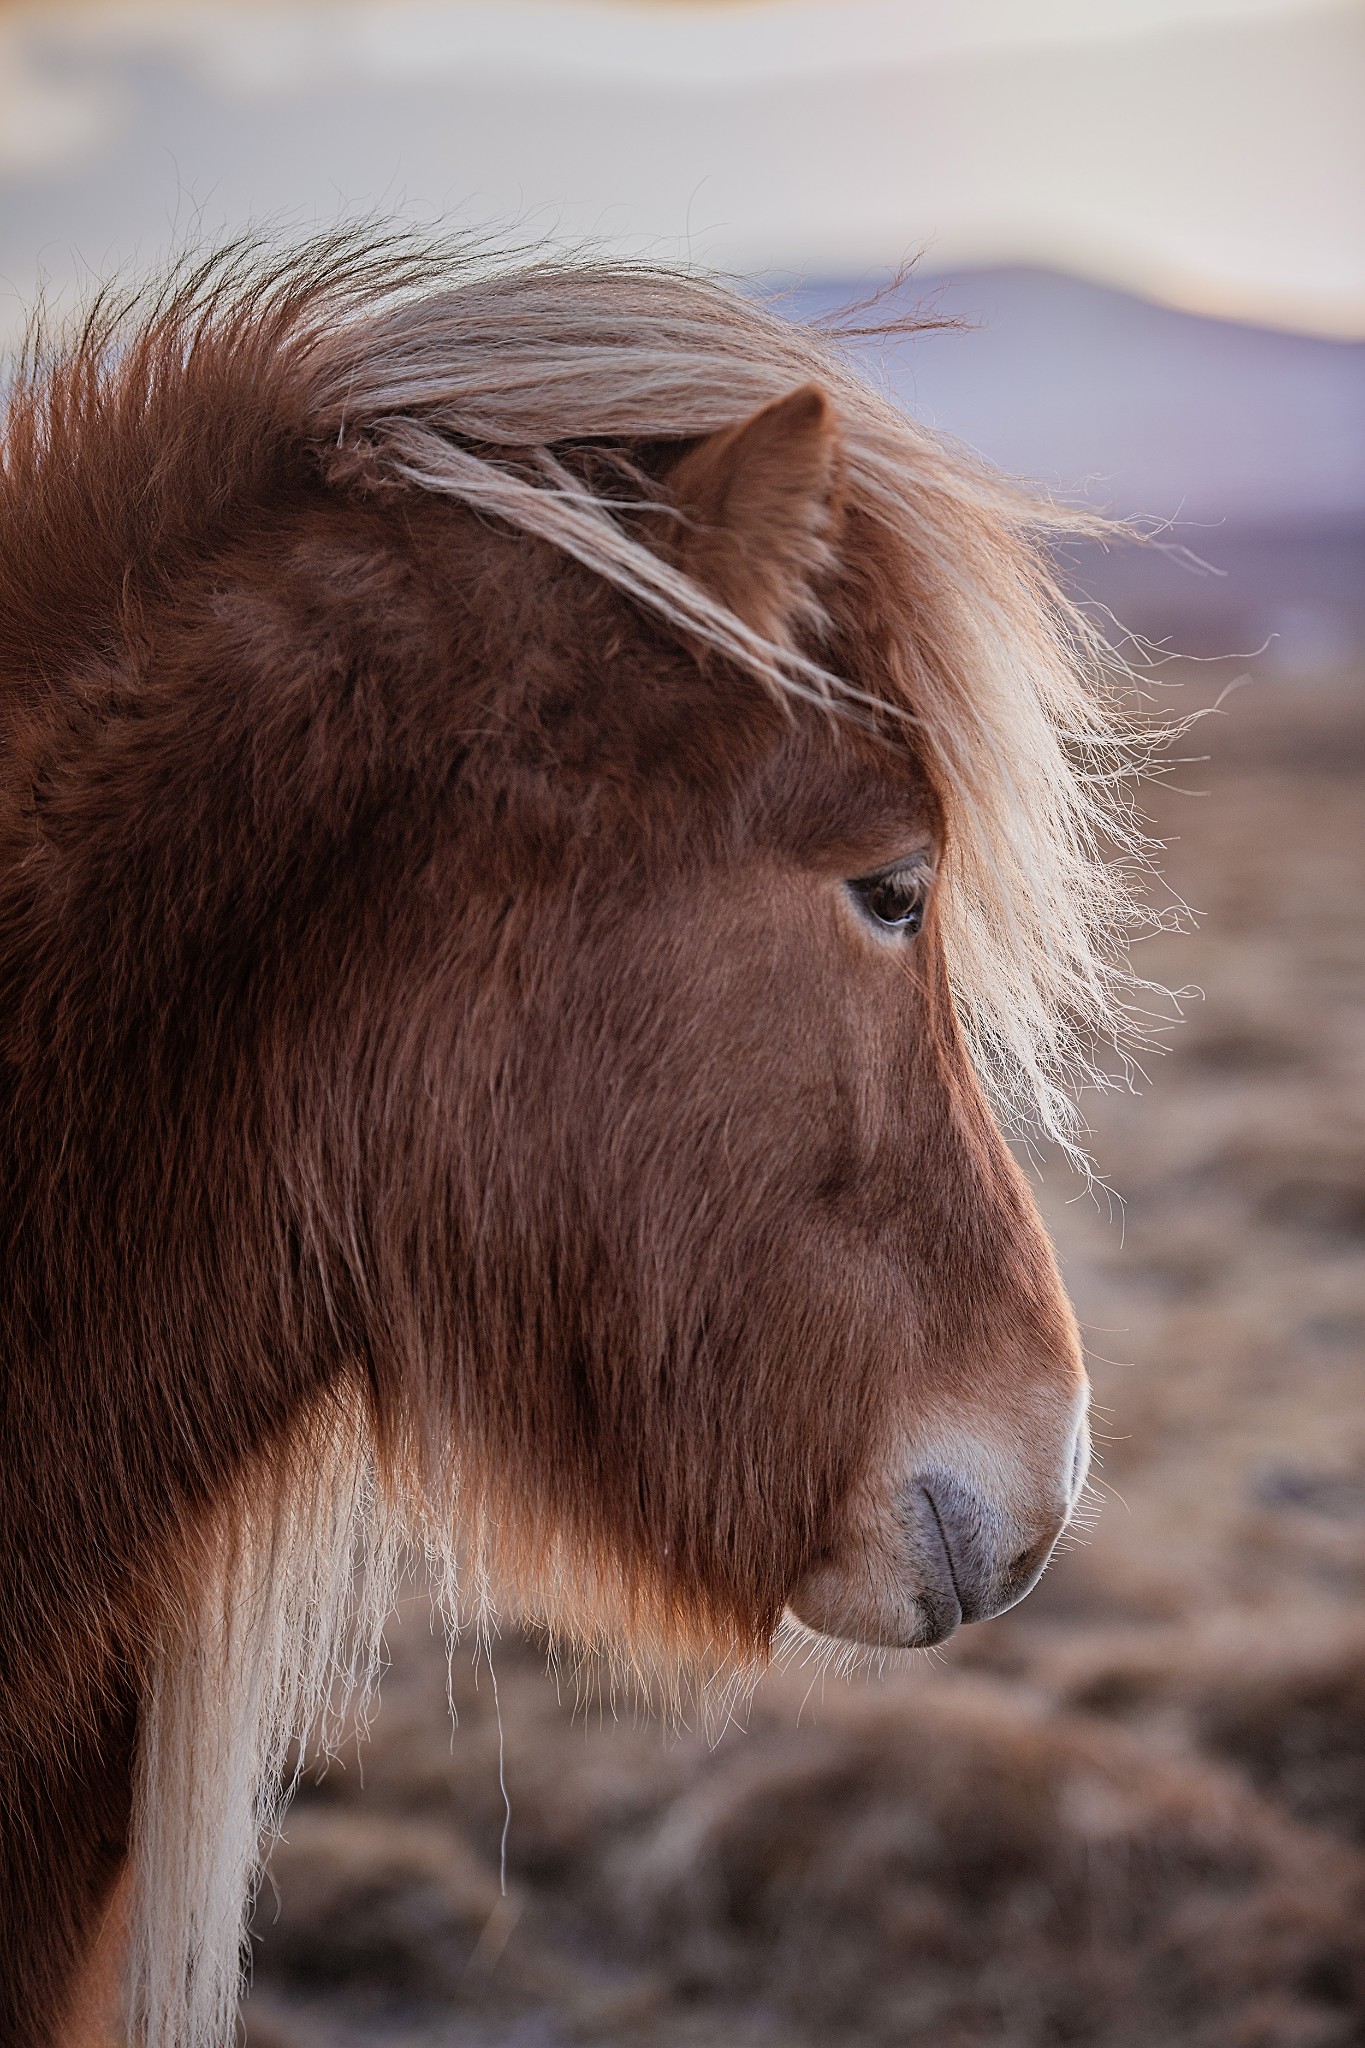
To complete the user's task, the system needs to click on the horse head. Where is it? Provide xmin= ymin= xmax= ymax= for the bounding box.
xmin=331 ymin=382 xmax=1091 ymax=1660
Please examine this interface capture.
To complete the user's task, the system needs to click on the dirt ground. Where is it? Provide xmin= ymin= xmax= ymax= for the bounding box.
xmin=242 ymin=668 xmax=1365 ymax=2048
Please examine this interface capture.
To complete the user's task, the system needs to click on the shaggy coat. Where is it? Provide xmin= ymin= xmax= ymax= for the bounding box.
xmin=0 ymin=240 xmax=1143 ymax=2047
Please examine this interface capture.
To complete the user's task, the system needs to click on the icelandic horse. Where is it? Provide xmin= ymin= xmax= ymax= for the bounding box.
xmin=0 ymin=238 xmax=1143 ymax=2046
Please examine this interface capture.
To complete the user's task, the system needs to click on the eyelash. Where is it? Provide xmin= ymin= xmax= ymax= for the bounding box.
xmin=849 ymin=859 xmax=934 ymax=935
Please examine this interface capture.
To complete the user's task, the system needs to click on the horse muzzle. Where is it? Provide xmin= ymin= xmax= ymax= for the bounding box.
xmin=786 ymin=1409 xmax=1091 ymax=1650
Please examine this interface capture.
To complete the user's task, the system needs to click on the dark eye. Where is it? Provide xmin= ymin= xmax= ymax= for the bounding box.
xmin=850 ymin=860 xmax=933 ymax=935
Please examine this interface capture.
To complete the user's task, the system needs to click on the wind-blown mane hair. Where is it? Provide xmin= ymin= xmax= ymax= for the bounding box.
xmin=0 ymin=233 xmax=1150 ymax=2047
xmin=7 ymin=234 xmax=1150 ymax=1147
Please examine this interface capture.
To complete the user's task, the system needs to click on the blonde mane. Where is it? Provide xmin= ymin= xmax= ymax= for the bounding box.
xmin=15 ymin=233 xmax=1159 ymax=1155
xmin=295 ymin=238 xmax=1159 ymax=1152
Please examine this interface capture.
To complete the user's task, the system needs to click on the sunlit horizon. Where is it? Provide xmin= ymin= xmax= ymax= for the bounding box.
xmin=0 ymin=0 xmax=1360 ymax=342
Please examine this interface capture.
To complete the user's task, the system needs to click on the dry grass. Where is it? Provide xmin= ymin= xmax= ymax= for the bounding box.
xmin=242 ymin=670 xmax=1365 ymax=2047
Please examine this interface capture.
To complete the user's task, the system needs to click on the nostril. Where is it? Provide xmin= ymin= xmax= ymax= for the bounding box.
xmin=918 ymin=1485 xmax=965 ymax=1613
xmin=912 ymin=1475 xmax=990 ymax=1623
xmin=911 ymin=1469 xmax=1067 ymax=1625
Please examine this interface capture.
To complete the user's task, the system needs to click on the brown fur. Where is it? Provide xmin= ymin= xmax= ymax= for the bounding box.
xmin=0 ymin=239 xmax=1113 ymax=2044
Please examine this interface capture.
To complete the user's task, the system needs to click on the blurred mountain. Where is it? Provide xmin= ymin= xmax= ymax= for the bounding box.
xmin=786 ymin=268 xmax=1365 ymax=667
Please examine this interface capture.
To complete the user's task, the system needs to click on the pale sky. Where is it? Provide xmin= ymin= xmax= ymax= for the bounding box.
xmin=0 ymin=0 xmax=1361 ymax=344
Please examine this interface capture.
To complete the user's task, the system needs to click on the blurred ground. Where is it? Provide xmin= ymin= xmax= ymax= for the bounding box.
xmin=242 ymin=667 xmax=1365 ymax=2048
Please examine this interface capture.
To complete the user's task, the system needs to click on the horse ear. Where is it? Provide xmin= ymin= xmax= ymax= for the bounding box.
xmin=665 ymin=384 xmax=843 ymax=646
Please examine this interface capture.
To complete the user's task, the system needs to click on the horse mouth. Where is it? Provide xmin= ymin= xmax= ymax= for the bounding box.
xmin=783 ymin=1567 xmax=961 ymax=1652
xmin=785 ymin=1470 xmax=1073 ymax=1652
xmin=783 ymin=1485 xmax=964 ymax=1650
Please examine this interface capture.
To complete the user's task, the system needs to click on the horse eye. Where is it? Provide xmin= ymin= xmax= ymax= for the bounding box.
xmin=850 ymin=861 xmax=933 ymax=935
